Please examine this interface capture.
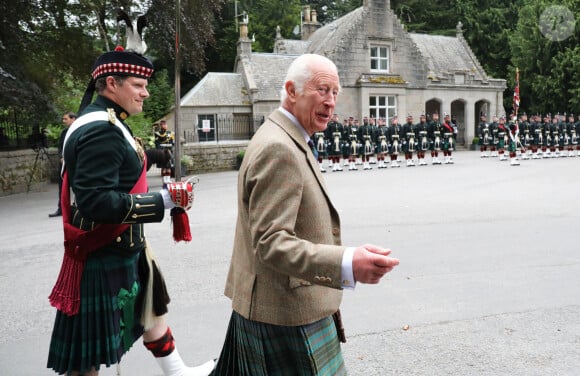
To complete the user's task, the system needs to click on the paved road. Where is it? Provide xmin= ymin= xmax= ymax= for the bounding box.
xmin=1 ymin=150 xmax=579 ymax=375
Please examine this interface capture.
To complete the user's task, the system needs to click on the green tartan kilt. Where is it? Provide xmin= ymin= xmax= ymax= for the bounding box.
xmin=211 ymin=311 xmax=346 ymax=376
xmin=47 ymin=249 xmax=149 ymax=375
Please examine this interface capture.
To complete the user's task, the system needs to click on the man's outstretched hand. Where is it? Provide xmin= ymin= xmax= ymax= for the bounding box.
xmin=352 ymin=244 xmax=400 ymax=284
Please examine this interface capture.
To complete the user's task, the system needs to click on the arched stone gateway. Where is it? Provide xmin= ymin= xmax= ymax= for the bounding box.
xmin=474 ymin=100 xmax=492 ymax=141
xmin=425 ymin=99 xmax=442 ymax=119
xmin=451 ymin=99 xmax=466 ymax=146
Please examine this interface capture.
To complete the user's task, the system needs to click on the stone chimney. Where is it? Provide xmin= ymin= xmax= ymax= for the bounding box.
xmin=237 ymin=12 xmax=252 ymax=58
xmin=301 ymin=5 xmax=321 ymax=40
xmin=364 ymin=0 xmax=391 ymax=9
xmin=365 ymin=0 xmax=393 ymax=38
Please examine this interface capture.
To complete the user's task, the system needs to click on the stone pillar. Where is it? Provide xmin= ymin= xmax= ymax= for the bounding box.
xmin=464 ymin=100 xmax=474 ymax=144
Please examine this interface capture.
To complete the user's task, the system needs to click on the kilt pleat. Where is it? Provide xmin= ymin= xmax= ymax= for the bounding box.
xmin=47 ymin=251 xmax=143 ymax=375
xmin=212 ymin=311 xmax=346 ymax=376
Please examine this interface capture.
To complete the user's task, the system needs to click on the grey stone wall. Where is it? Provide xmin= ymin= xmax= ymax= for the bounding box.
xmin=182 ymin=141 xmax=249 ymax=174
xmin=0 ymin=148 xmax=59 ymax=197
xmin=0 ymin=144 xmax=249 ymax=196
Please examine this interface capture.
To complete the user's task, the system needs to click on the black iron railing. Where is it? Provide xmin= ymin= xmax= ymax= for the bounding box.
xmin=0 ymin=109 xmax=48 ymax=150
xmin=184 ymin=115 xmax=264 ymax=143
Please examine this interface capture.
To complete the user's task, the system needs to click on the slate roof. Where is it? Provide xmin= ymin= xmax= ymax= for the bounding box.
xmin=306 ymin=7 xmax=365 ymax=56
xmin=180 ymin=73 xmax=249 ymax=106
xmin=241 ymin=53 xmax=298 ymax=102
xmin=274 ymin=39 xmax=311 ymax=55
xmin=409 ymin=33 xmax=486 ymax=81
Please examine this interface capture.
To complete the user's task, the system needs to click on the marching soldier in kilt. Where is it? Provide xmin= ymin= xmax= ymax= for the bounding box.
xmin=345 ymin=118 xmax=359 ymax=170
xmin=518 ymin=113 xmax=532 ymax=160
xmin=497 ymin=116 xmax=508 ymax=161
xmin=550 ymin=115 xmax=561 ymax=157
xmin=358 ymin=116 xmax=375 ymax=170
xmin=558 ymin=114 xmax=569 ymax=157
xmin=402 ymin=114 xmax=417 ymax=167
xmin=541 ymin=114 xmax=552 ymax=158
xmin=353 ymin=118 xmax=363 ymax=166
xmin=46 ymin=40 xmax=214 ymax=375
xmin=325 ymin=114 xmax=343 ymax=171
xmin=568 ymin=113 xmax=578 ymax=157
xmin=530 ymin=114 xmax=542 ymax=159
xmin=314 ymin=131 xmax=328 ymax=172
xmin=154 ymin=120 xmax=174 ymax=149
xmin=154 ymin=119 xmax=175 ymax=185
xmin=427 ymin=112 xmax=443 ymax=165
xmin=387 ymin=115 xmax=402 ymax=168
xmin=489 ymin=115 xmax=499 ymax=157
xmin=375 ymin=117 xmax=389 ymax=168
xmin=368 ymin=116 xmax=379 ymax=165
xmin=415 ymin=114 xmax=429 ymax=166
xmin=477 ymin=113 xmax=491 ymax=158
xmin=441 ymin=113 xmax=455 ymax=164
xmin=507 ymin=115 xmax=520 ymax=166
xmin=342 ymin=118 xmax=352 ymax=167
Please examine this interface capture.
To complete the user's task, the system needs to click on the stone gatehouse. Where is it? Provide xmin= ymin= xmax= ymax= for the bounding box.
xmin=169 ymin=0 xmax=506 ymax=146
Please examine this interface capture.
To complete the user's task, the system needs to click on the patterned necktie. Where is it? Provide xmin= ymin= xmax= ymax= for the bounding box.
xmin=308 ymin=139 xmax=318 ymax=159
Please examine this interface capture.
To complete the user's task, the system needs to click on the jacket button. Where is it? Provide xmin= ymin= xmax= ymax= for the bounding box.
xmin=116 ymin=237 xmax=122 ymax=243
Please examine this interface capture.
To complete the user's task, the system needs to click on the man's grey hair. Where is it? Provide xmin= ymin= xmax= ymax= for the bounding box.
xmin=279 ymin=54 xmax=339 ymax=104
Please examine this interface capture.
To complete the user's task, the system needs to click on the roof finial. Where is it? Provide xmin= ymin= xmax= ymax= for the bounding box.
xmin=456 ymin=21 xmax=464 ymax=36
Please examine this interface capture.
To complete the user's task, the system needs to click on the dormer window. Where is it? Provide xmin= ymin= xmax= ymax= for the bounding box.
xmin=370 ymin=46 xmax=389 ymax=73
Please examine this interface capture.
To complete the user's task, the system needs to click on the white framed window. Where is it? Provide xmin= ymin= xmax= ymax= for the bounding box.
xmin=370 ymin=46 xmax=389 ymax=72
xmin=369 ymin=95 xmax=397 ymax=123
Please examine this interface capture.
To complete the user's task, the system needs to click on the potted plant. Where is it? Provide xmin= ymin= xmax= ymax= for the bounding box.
xmin=470 ymin=137 xmax=480 ymax=151
xmin=180 ymin=154 xmax=194 ymax=174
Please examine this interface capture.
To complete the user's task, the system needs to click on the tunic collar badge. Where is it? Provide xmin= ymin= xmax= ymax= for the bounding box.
xmin=107 ymin=108 xmax=117 ymax=125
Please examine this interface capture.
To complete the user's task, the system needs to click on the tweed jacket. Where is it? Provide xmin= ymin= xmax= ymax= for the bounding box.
xmin=224 ymin=109 xmax=346 ymax=326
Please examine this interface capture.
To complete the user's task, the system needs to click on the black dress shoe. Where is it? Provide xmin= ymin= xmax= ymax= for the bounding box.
xmin=48 ymin=210 xmax=62 ymax=218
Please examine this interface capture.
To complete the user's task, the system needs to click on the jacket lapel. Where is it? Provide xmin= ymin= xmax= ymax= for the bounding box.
xmin=268 ymin=110 xmax=332 ymax=201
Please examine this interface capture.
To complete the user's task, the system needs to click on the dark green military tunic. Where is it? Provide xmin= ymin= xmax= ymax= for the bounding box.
xmin=48 ymin=96 xmax=167 ymax=375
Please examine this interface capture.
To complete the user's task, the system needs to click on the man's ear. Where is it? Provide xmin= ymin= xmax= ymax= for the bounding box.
xmin=285 ymin=81 xmax=296 ymax=100
xmin=106 ymin=76 xmax=121 ymax=91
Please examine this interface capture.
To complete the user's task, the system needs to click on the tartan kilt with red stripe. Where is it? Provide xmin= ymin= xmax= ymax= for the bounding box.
xmin=47 ymin=247 xmax=166 ymax=375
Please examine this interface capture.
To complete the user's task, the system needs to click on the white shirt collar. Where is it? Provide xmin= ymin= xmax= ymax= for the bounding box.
xmin=278 ymin=107 xmax=310 ymax=142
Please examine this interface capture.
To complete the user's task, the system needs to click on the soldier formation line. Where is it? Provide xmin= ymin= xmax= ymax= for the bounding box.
xmin=477 ymin=112 xmax=580 ymax=166
xmin=313 ymin=112 xmax=457 ymax=172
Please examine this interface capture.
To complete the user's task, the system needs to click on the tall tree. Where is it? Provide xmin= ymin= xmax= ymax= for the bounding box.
xmin=509 ymin=0 xmax=579 ymax=114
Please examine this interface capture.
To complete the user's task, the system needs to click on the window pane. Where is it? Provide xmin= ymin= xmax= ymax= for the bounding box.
xmin=370 ymin=47 xmax=377 ymax=58
xmin=379 ymin=96 xmax=386 ymax=106
xmin=371 ymin=60 xmax=378 ymax=70
xmin=370 ymin=96 xmax=376 ymax=106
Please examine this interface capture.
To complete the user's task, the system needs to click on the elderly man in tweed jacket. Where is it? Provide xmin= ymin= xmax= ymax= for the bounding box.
xmin=211 ymin=53 xmax=400 ymax=376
